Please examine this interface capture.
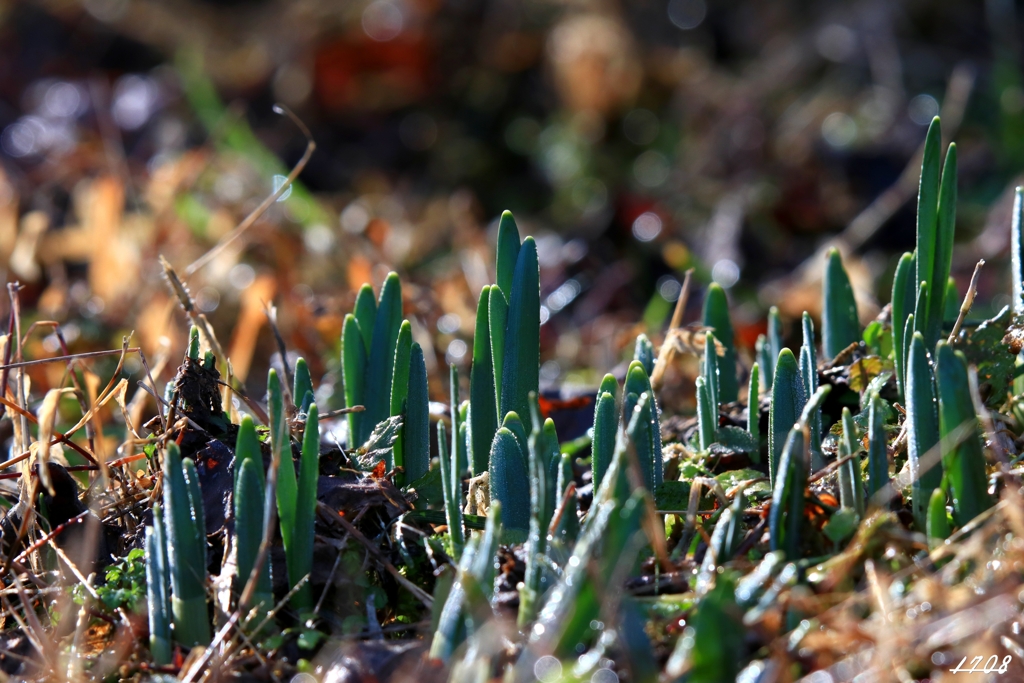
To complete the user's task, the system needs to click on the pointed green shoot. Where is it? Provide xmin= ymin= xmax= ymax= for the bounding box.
xmin=838 ymin=407 xmax=865 ymax=517
xmin=145 ymin=505 xmax=171 ymax=664
xmin=438 ymin=420 xmax=465 ymax=555
xmin=624 ymin=361 xmax=662 ymax=488
xmin=768 ymin=306 xmax=783 ymax=377
xmin=822 ymin=248 xmax=859 ymax=360
xmin=904 ymin=312 xmax=917 ymax=395
xmin=542 ymin=418 xmax=561 ymax=515
xmin=866 ymin=393 xmax=889 ymax=501
xmin=944 ymin=277 xmax=960 ymax=324
xmin=627 ymin=392 xmax=659 ymax=491
xmin=501 ymin=411 xmax=530 ymax=457
xmin=182 ymin=459 xmax=206 ymax=566
xmin=450 ymin=364 xmax=468 ymax=509
xmin=554 ymin=451 xmax=579 ymax=543
xmin=927 ymin=487 xmax=950 ymax=550
xmin=293 ymin=357 xmax=314 ymax=415
xmin=756 ymin=334 xmax=773 ymax=391
xmin=799 ymin=312 xmax=822 ymax=470
xmin=1013 ymin=187 xmax=1024 ymax=314
xmin=702 ymin=282 xmax=738 ymax=402
xmin=591 ymin=374 xmax=618 ymax=490
xmin=360 ymin=272 xmax=403 ymax=443
xmin=450 ymin=365 xmax=464 ymax=478
xmin=769 ymin=426 xmax=806 ymax=559
xmin=634 ymin=333 xmax=655 ymax=376
xmin=270 ymin=368 xmax=296 ymax=550
xmin=935 ymin=342 xmax=991 ymax=525
xmin=913 ymin=281 xmax=927 ymax=335
xmin=163 ymin=443 xmax=210 ymax=647
xmin=489 ymin=425 xmax=530 ymax=533
xmin=916 ymin=117 xmax=942 ymax=331
xmin=495 ymin=210 xmax=522 ymax=303
xmin=703 ymin=331 xmax=720 ymax=418
xmin=696 ymin=377 xmax=715 ymax=452
xmin=234 ymin=457 xmax=272 ymax=622
xmin=457 ymin=406 xmax=470 ymax=478
xmin=404 ymin=343 xmax=430 ymax=484
xmin=285 ymin=402 xmax=320 ymax=611
xmin=500 ymin=237 xmax=540 ymax=429
xmin=234 ymin=415 xmax=263 ymax=490
xmin=892 ymin=251 xmax=916 ymax=399
xmin=768 ymin=349 xmax=803 ymax=487
xmin=342 ymin=313 xmax=367 ymax=445
xmin=747 ymin=363 xmax=760 ymax=463
xmin=521 ymin=396 xmax=551 ymax=627
xmin=906 ymin=332 xmax=941 ymax=524
xmin=187 ymin=325 xmax=200 ymax=360
xmin=926 ymin=144 xmax=957 ymax=346
xmin=469 ymin=286 xmax=498 ymax=475
xmin=488 ymin=287 xmax=508 ymax=415
xmin=353 ymin=283 xmax=377 ymax=352
xmin=389 ymin=321 xmax=413 ymax=472
xmin=429 ymin=519 xmax=476 ymax=662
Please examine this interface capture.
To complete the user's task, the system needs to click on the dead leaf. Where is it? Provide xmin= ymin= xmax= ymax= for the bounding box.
xmin=9 ymin=211 xmax=48 ymax=282
xmin=35 ymin=388 xmax=72 ymax=494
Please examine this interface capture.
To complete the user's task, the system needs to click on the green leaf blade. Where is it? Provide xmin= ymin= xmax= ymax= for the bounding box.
xmin=404 ymin=343 xmax=430 ymax=484
xmin=822 ymin=248 xmax=860 ymax=359
xmin=916 ymin=117 xmax=942 ymax=334
xmin=935 ymin=342 xmax=992 ymax=525
xmin=500 ymin=237 xmax=540 ymax=430
xmin=361 ymin=272 xmax=403 ymax=443
xmin=495 ymin=210 xmax=522 ymax=303
xmin=469 ymin=287 xmax=497 ymax=476
xmin=591 ymin=376 xmax=618 ymax=490
xmin=892 ymin=251 xmax=917 ymax=399
xmin=341 ymin=313 xmax=367 ymax=446
xmin=389 ymin=320 xmax=413 ymax=473
xmin=907 ymin=332 xmax=941 ymax=524
xmin=702 ymin=283 xmax=738 ymax=402
xmin=768 ymin=349 xmax=803 ymax=487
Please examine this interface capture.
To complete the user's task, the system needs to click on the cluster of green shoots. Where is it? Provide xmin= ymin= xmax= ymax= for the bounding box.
xmin=145 ymin=331 xmax=320 ymax=662
xmin=141 ymin=114 xmax=1007 ymax=675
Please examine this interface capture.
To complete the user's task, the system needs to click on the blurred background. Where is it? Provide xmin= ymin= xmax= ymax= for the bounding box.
xmin=0 ymin=0 xmax=1021 ymax=416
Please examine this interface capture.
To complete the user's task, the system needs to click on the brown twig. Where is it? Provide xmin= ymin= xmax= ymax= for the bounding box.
xmin=185 ymin=103 xmax=316 ymax=277
xmin=0 ymin=395 xmax=98 ymax=465
xmin=651 ymin=268 xmax=694 ymax=393
xmin=332 ymin=509 xmax=433 ymax=607
xmin=546 ymin=482 xmax=577 ymax=538
xmin=948 ymin=259 xmax=985 ymax=344
xmin=159 ymin=257 xmax=228 ymax=363
xmin=0 ymin=347 xmax=141 ymax=372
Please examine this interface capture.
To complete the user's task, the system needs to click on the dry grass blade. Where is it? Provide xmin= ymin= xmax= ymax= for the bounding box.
xmin=0 ymin=395 xmax=98 ymax=465
xmin=185 ymin=103 xmax=316 ymax=277
xmin=842 ymin=64 xmax=974 ymax=250
xmin=331 ymin=509 xmax=433 ymax=607
xmin=32 ymin=388 xmax=71 ymax=495
xmin=651 ymin=268 xmax=693 ymax=393
xmin=0 ymin=348 xmax=141 ymax=372
xmin=213 ymin=379 xmax=270 ymax=425
xmin=160 ymin=256 xmax=228 ymax=362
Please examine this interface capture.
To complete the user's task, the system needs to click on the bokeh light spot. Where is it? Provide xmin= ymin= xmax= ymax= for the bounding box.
xmin=668 ymin=0 xmax=706 ymax=30
xmin=632 ymin=212 xmax=663 ymax=242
